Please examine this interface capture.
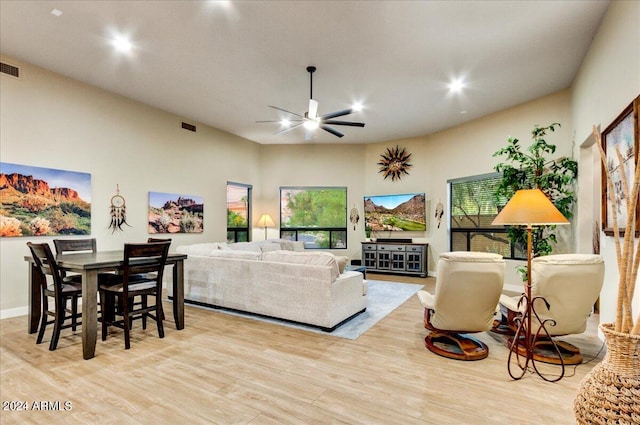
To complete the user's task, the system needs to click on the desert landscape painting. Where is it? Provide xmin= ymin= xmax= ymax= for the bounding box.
xmin=148 ymin=191 xmax=203 ymax=234
xmin=0 ymin=162 xmax=91 ymax=237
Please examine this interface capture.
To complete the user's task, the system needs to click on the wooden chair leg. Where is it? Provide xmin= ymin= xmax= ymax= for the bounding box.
xmin=156 ymin=299 xmax=164 ymax=339
xmin=71 ymin=295 xmax=78 ymax=331
xmin=36 ymin=295 xmax=48 ymax=344
xmin=141 ymin=295 xmax=148 ymax=330
xmin=49 ymin=298 xmax=66 ymax=351
xmin=101 ymin=291 xmax=111 ymax=341
xmin=122 ymin=297 xmax=131 ymax=350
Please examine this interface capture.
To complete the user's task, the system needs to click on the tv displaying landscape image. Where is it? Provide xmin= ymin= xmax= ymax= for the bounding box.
xmin=364 ymin=193 xmax=426 ymax=232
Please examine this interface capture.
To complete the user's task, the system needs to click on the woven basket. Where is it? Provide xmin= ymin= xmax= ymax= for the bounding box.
xmin=574 ymin=323 xmax=640 ymax=424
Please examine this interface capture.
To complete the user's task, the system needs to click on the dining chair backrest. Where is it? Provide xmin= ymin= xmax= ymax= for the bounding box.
xmin=121 ymin=241 xmax=171 ymax=297
xmin=147 ymin=237 xmax=172 ymax=244
xmin=27 ymin=242 xmax=65 ymax=293
xmin=53 ymin=238 xmax=97 ymax=255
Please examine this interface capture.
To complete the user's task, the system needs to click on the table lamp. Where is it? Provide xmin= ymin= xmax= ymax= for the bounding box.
xmin=256 ymin=213 xmax=275 ymax=240
xmin=492 ymin=188 xmax=569 ymax=381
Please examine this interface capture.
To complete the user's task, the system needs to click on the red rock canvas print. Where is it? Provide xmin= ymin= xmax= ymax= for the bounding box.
xmin=0 ymin=162 xmax=91 ymax=237
xmin=148 ymin=191 xmax=203 ymax=234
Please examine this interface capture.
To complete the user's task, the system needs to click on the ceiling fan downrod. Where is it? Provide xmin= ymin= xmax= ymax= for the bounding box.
xmin=307 ymin=66 xmax=316 ymax=100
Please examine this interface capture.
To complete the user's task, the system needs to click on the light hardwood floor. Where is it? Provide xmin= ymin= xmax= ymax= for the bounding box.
xmin=1 ymin=273 xmax=605 ymax=424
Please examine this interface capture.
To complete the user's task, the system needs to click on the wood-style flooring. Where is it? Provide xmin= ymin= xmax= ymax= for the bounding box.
xmin=0 ymin=272 xmax=605 ymax=424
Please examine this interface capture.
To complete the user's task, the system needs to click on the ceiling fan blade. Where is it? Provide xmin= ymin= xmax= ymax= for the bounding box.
xmin=256 ymin=119 xmax=303 ymax=123
xmin=320 ymin=125 xmax=344 ymax=138
xmin=274 ymin=122 xmax=303 ymax=135
xmin=321 ymin=108 xmax=353 ymax=120
xmin=322 ymin=120 xmax=365 ymax=127
xmin=308 ymin=99 xmax=318 ymax=120
xmin=268 ymin=105 xmax=304 ymax=118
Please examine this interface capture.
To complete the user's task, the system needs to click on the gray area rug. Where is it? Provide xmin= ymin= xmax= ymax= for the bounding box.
xmin=192 ymin=280 xmax=423 ymax=340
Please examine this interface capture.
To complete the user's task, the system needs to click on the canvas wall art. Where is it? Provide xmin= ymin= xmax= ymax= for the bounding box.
xmin=0 ymin=162 xmax=91 ymax=237
xmin=148 ymin=191 xmax=203 ymax=234
xmin=601 ymin=96 xmax=639 ymax=236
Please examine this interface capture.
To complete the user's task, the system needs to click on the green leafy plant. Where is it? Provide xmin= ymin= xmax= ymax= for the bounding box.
xmin=493 ymin=123 xmax=578 ymax=265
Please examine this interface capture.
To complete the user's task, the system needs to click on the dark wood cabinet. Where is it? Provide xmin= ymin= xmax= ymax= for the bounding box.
xmin=362 ymin=241 xmax=428 ymax=277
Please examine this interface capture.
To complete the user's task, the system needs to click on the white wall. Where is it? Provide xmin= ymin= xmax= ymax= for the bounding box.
xmin=571 ymin=0 xmax=640 ymax=326
xmin=0 ymin=56 xmax=261 ymax=317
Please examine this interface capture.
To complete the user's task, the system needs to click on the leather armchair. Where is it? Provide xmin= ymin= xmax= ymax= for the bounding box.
xmin=496 ymin=253 xmax=605 ymax=364
xmin=417 ymin=251 xmax=505 ymax=360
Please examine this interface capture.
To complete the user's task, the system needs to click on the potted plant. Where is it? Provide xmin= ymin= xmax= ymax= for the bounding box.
xmin=493 ymin=123 xmax=578 ymax=266
xmin=574 ymin=125 xmax=639 ymax=424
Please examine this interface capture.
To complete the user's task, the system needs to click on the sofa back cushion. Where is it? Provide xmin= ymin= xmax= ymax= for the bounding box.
xmin=176 ymin=243 xmax=225 ymax=256
xmin=260 ymin=250 xmax=340 ymax=281
xmin=209 ymin=249 xmax=262 ymax=261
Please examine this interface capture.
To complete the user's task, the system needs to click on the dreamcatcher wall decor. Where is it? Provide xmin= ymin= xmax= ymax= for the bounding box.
xmin=108 ymin=184 xmax=130 ymax=233
xmin=349 ymin=205 xmax=360 ymax=230
xmin=378 ymin=145 xmax=412 ymax=182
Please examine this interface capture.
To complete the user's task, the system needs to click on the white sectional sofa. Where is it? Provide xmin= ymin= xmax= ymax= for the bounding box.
xmin=171 ymin=241 xmax=368 ymax=331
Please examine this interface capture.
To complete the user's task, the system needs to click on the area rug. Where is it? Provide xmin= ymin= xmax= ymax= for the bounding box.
xmin=189 ymin=280 xmax=423 ymax=340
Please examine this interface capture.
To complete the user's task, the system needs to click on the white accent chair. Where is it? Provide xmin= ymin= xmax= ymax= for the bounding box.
xmin=417 ymin=251 xmax=505 ymax=361
xmin=496 ymin=253 xmax=605 ymax=365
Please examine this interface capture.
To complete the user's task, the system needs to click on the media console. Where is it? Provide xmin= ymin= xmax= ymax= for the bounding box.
xmin=361 ymin=239 xmax=428 ymax=278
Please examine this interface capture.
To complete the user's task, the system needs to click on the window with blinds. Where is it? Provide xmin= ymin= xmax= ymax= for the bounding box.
xmin=449 ymin=173 xmax=524 ymax=259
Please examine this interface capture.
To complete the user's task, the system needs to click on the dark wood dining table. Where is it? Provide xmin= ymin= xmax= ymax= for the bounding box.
xmin=25 ymin=250 xmax=187 ymax=360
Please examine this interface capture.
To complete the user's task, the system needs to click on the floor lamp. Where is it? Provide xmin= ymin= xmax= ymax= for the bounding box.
xmin=492 ymin=188 xmax=569 ymax=382
xmin=256 ymin=213 xmax=275 ymax=240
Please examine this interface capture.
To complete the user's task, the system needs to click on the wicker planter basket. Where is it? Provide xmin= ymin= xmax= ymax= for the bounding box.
xmin=574 ymin=323 xmax=640 ymax=424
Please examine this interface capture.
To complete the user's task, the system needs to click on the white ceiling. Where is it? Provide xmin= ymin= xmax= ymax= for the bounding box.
xmin=0 ymin=1 xmax=610 ymax=145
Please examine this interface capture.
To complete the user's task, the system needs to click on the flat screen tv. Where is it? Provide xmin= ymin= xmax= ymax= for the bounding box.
xmin=363 ymin=193 xmax=426 ymax=232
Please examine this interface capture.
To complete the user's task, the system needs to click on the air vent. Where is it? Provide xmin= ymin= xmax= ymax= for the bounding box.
xmin=181 ymin=122 xmax=196 ymax=132
xmin=0 ymin=62 xmax=20 ymax=78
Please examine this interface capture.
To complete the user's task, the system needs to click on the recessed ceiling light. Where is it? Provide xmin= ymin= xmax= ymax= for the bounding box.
xmin=351 ymin=102 xmax=363 ymax=112
xmin=280 ymin=119 xmax=290 ymax=127
xmin=112 ymin=36 xmax=133 ymax=53
xmin=50 ymin=9 xmax=63 ymax=17
xmin=448 ymin=78 xmax=465 ymax=93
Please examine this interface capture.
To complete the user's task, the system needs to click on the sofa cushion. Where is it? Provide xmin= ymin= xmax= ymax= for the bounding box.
xmin=257 ymin=241 xmax=282 ymax=252
xmin=225 ymin=241 xmax=262 ymax=252
xmin=208 ymin=249 xmax=261 ymax=261
xmin=260 ymin=250 xmax=340 ymax=281
xmin=176 ymin=243 xmax=223 ymax=256
xmin=279 ymin=240 xmax=306 ymax=252
xmin=336 ymin=256 xmax=350 ymax=274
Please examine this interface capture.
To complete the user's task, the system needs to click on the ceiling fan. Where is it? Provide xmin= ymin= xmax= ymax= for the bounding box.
xmin=257 ymin=66 xmax=365 ymax=141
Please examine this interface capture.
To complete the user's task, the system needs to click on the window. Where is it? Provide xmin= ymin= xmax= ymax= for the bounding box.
xmin=280 ymin=186 xmax=347 ymax=249
xmin=227 ymin=182 xmax=252 ymax=243
xmin=449 ymin=173 xmax=525 ymax=260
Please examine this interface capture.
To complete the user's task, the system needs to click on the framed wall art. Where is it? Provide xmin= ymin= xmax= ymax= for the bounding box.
xmin=148 ymin=191 xmax=204 ymax=234
xmin=0 ymin=162 xmax=91 ymax=237
xmin=601 ymin=95 xmax=640 ymax=236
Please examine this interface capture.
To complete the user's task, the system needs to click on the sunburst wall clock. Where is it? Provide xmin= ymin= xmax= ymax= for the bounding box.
xmin=378 ymin=145 xmax=412 ymax=181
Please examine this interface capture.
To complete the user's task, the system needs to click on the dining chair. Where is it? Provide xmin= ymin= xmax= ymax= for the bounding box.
xmin=100 ymin=241 xmax=171 ymax=349
xmin=27 ymin=242 xmax=82 ymax=351
xmin=53 ymin=238 xmax=97 ymax=285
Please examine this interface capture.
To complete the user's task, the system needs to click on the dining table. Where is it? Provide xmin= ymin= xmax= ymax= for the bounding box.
xmin=25 ymin=250 xmax=188 ymax=360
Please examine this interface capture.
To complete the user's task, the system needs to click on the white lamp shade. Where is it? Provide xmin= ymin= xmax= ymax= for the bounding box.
xmin=256 ymin=213 xmax=275 ymax=227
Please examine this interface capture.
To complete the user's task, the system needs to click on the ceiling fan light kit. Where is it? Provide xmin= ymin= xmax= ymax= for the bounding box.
xmin=258 ymin=66 xmax=365 ymax=140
